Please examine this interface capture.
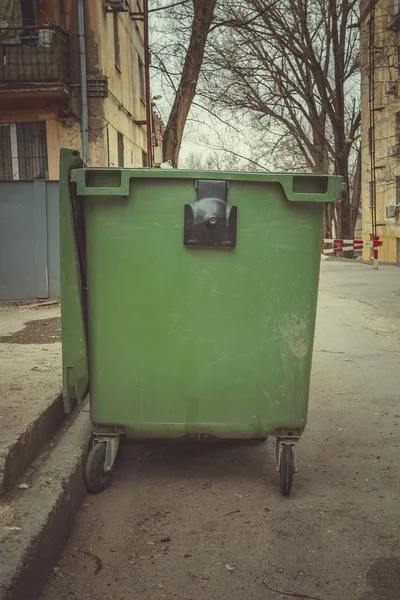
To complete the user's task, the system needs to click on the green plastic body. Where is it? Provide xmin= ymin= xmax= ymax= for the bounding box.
xmin=60 ymin=149 xmax=343 ymax=439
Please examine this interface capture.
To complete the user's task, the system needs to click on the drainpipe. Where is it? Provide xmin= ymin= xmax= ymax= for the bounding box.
xmin=77 ymin=0 xmax=89 ymax=162
xmin=143 ymin=0 xmax=153 ymax=167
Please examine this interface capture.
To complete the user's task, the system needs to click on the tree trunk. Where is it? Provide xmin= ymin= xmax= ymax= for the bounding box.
xmin=324 ymin=204 xmax=334 ymax=239
xmin=329 ymin=149 xmax=356 ymax=256
xmin=339 ymin=200 xmax=355 ymax=258
xmin=338 ymin=197 xmax=353 ymax=240
xmin=350 ymin=146 xmax=361 ymax=234
xmin=162 ymin=0 xmax=217 ymax=167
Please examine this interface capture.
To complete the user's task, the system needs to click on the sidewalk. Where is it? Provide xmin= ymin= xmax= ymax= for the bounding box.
xmin=0 ymin=304 xmax=63 ymax=493
xmin=0 ymin=303 xmax=92 ymax=600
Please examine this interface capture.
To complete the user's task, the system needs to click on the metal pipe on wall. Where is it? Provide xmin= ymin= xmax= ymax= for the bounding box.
xmin=106 ymin=124 xmax=110 ymax=167
xmin=143 ymin=0 xmax=153 ymax=167
xmin=77 ymin=0 xmax=89 ymax=162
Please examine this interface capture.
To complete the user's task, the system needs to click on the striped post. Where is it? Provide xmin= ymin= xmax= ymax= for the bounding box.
xmin=373 ymin=235 xmax=379 ymax=270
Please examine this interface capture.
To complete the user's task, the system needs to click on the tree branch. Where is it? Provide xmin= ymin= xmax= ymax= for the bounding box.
xmin=149 ymin=0 xmax=190 ymax=14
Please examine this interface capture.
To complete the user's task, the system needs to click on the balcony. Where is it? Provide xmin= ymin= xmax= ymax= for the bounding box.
xmin=0 ymin=26 xmax=70 ymax=105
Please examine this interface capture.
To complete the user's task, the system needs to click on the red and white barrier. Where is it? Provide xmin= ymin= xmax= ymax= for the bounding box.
xmin=321 ymin=237 xmax=382 ymax=269
xmin=321 ymin=238 xmax=382 ymax=254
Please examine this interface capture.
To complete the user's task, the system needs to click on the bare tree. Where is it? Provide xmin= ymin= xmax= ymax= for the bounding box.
xmin=180 ymin=151 xmax=206 ymax=169
xmin=151 ymin=0 xmax=217 ymax=167
xmin=180 ymin=150 xmax=253 ymax=170
xmin=150 ymin=1 xmax=272 ymax=170
xmin=202 ymin=0 xmax=360 ymax=239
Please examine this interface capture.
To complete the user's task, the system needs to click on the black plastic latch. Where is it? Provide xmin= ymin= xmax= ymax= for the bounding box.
xmin=183 ymin=180 xmax=237 ymax=249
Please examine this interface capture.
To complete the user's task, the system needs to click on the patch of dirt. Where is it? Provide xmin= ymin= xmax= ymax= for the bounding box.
xmin=0 ymin=317 xmax=61 ymax=345
xmin=360 ymin=557 xmax=400 ymax=600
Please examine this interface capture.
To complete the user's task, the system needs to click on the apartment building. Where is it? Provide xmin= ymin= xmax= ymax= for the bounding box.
xmin=0 ymin=0 xmax=155 ymax=180
xmin=360 ymin=0 xmax=400 ymax=262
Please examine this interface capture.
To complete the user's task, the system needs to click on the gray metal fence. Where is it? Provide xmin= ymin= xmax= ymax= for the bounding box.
xmin=0 ymin=180 xmax=60 ymax=300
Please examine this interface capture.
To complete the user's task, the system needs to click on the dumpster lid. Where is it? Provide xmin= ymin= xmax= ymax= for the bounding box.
xmin=70 ymin=167 xmax=345 ymax=203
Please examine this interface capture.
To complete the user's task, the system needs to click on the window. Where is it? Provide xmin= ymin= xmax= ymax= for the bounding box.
xmin=390 ymin=2 xmax=400 ymax=31
xmin=368 ymin=127 xmax=373 ymax=154
xmin=113 ymin=12 xmax=121 ymax=71
xmin=0 ymin=126 xmax=12 ymax=180
xmin=142 ymin=151 xmax=148 ymax=167
xmin=396 ymin=112 xmax=400 ymax=145
xmin=368 ymin=18 xmax=375 ymax=92
xmin=396 ymin=176 xmax=400 ymax=204
xmin=138 ymin=56 xmax=145 ymax=101
xmin=369 ymin=181 xmax=375 ymax=208
xmin=20 ymin=0 xmax=35 ymax=26
xmin=135 ymin=1 xmax=144 ymax=34
xmin=0 ymin=121 xmax=48 ymax=180
xmin=117 ymin=132 xmax=124 ymax=167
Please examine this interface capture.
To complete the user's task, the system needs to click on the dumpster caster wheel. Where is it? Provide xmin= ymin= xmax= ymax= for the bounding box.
xmin=84 ymin=443 xmax=112 ymax=494
xmin=279 ymin=445 xmax=294 ymax=497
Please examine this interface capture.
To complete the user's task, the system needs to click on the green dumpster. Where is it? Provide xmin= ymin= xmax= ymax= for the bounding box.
xmin=60 ymin=149 xmax=343 ymax=496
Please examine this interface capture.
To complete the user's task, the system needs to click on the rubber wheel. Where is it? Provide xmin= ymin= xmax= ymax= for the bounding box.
xmin=84 ymin=443 xmax=112 ymax=494
xmin=279 ymin=445 xmax=294 ymax=497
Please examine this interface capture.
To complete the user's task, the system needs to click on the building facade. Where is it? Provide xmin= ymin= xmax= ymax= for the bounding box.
xmin=360 ymin=0 xmax=400 ymax=263
xmin=0 ymin=0 xmax=153 ymax=180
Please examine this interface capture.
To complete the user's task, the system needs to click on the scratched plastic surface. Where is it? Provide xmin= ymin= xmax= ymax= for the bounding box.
xmin=71 ymin=170 xmax=342 ymax=438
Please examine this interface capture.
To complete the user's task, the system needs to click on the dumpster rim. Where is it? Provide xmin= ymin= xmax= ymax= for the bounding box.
xmin=70 ymin=166 xmax=344 ymax=203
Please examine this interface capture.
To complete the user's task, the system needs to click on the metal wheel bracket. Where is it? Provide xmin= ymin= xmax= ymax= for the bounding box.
xmin=276 ymin=438 xmax=298 ymax=473
xmin=94 ymin=435 xmax=120 ymax=472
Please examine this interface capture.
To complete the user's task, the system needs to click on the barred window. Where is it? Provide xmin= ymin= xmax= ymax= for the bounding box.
xmin=0 ymin=121 xmax=48 ymax=180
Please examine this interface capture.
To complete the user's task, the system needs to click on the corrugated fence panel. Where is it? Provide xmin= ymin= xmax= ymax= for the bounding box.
xmin=0 ymin=181 xmax=60 ymax=300
xmin=46 ymin=182 xmax=60 ymax=298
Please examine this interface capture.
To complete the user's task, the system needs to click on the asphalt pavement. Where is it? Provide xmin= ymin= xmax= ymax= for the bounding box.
xmin=40 ymin=261 xmax=400 ymax=600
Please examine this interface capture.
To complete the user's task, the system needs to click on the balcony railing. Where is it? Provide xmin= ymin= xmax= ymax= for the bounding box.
xmin=0 ymin=26 xmax=69 ymax=90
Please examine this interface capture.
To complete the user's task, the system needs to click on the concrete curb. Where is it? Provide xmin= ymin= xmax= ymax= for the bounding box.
xmin=322 ymin=257 xmax=369 ymax=264
xmin=0 ymin=394 xmax=65 ymax=496
xmin=323 ymin=257 xmax=400 ymax=267
xmin=0 ymin=405 xmax=92 ymax=600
